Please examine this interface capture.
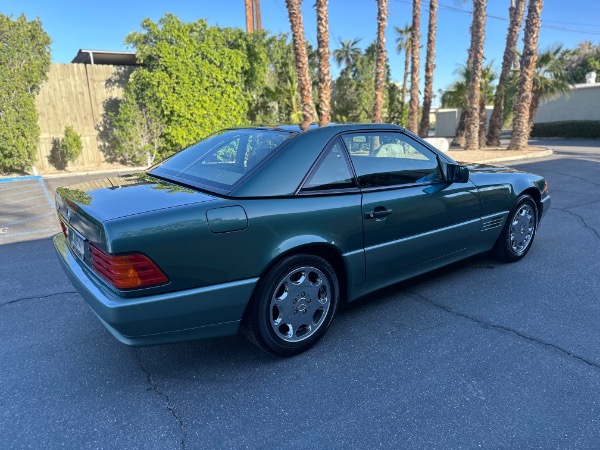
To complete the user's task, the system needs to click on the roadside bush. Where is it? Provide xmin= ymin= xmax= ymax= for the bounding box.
xmin=0 ymin=14 xmax=51 ymax=174
xmin=49 ymin=125 xmax=83 ymax=170
xmin=531 ymin=121 xmax=600 ymax=139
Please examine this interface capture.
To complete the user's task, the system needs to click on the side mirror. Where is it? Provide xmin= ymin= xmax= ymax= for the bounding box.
xmin=446 ymin=163 xmax=469 ymax=183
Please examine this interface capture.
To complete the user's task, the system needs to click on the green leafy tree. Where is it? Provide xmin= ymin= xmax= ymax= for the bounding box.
xmin=252 ymin=34 xmax=302 ymax=124
xmin=109 ymin=88 xmax=164 ymax=166
xmin=123 ymin=14 xmax=265 ymax=156
xmin=0 ymin=14 xmax=51 ymax=173
xmin=331 ymin=42 xmax=395 ymax=123
xmin=564 ymin=41 xmax=600 ymax=84
xmin=386 ymin=82 xmax=404 ymax=124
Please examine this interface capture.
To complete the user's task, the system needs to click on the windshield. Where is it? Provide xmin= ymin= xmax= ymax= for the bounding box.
xmin=150 ymin=129 xmax=293 ymax=193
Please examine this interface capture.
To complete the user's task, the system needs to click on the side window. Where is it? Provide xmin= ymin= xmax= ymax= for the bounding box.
xmin=301 ymin=141 xmax=355 ymax=192
xmin=342 ymin=132 xmax=442 ymax=188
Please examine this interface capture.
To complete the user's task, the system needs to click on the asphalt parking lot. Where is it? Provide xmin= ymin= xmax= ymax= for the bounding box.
xmin=1 ymin=141 xmax=600 ymax=448
xmin=0 ymin=177 xmax=57 ymax=245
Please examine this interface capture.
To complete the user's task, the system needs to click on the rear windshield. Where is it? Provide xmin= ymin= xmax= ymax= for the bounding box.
xmin=150 ymin=129 xmax=293 ymax=193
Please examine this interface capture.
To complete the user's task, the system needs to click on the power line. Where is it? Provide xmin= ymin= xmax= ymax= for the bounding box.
xmin=394 ymin=0 xmax=600 ymax=36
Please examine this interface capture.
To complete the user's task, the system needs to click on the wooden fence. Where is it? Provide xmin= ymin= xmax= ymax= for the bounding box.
xmin=35 ymin=63 xmax=128 ymax=171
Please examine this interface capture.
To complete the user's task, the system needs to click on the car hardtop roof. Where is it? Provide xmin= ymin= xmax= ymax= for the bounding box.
xmin=227 ymin=123 xmax=407 ymax=135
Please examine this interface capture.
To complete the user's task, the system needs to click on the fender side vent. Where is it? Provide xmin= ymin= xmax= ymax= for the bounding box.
xmin=481 ymin=215 xmax=504 ymax=231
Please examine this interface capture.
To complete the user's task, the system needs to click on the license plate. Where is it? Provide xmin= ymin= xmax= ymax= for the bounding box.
xmin=68 ymin=228 xmax=85 ymax=261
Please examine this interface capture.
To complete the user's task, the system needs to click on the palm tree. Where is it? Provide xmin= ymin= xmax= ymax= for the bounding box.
xmin=487 ymin=0 xmax=526 ymax=147
xmin=264 ymin=62 xmax=303 ymax=123
xmin=528 ymin=45 xmax=573 ymax=129
xmin=285 ymin=0 xmax=314 ymax=130
xmin=407 ymin=0 xmax=421 ymax=133
xmin=508 ymin=0 xmax=544 ymax=150
xmin=333 ymin=38 xmax=362 ymax=69
xmin=372 ymin=0 xmax=389 ymax=123
xmin=443 ymin=62 xmax=496 ymax=148
xmin=394 ymin=24 xmax=412 ymax=121
xmin=442 ymin=63 xmax=497 ymax=109
xmin=464 ymin=0 xmax=487 ymax=150
xmin=315 ymin=0 xmax=331 ymax=126
xmin=418 ymin=0 xmax=438 ymax=137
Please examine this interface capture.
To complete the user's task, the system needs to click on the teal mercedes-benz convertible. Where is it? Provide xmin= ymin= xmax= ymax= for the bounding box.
xmin=54 ymin=124 xmax=550 ymax=356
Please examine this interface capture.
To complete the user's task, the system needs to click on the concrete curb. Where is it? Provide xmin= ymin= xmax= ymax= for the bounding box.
xmin=474 ymin=149 xmax=554 ymax=164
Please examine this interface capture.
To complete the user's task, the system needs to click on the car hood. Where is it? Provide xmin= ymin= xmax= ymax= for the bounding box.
xmin=55 ymin=173 xmax=219 ymax=223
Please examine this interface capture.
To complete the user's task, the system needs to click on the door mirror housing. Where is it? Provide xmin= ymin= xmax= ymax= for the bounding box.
xmin=446 ymin=163 xmax=469 ymax=183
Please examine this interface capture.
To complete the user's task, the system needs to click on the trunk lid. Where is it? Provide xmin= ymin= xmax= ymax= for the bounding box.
xmin=55 ymin=173 xmax=219 ymax=224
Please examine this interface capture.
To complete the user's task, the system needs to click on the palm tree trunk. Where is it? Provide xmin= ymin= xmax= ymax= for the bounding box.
xmin=451 ymin=110 xmax=467 ymax=147
xmin=418 ymin=0 xmax=438 ymax=137
xmin=464 ymin=0 xmax=487 ymax=150
xmin=451 ymin=47 xmax=474 ymax=147
xmin=373 ymin=0 xmax=389 ymax=123
xmin=407 ymin=0 xmax=421 ymax=133
xmin=479 ymin=99 xmax=487 ymax=149
xmin=316 ymin=0 xmax=331 ymax=127
xmin=528 ymin=90 xmax=540 ymax=132
xmin=487 ymin=0 xmax=526 ymax=147
xmin=401 ymin=49 xmax=410 ymax=123
xmin=285 ymin=0 xmax=314 ymax=131
xmin=508 ymin=0 xmax=544 ymax=150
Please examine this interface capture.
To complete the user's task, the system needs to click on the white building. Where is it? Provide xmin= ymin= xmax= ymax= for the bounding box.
xmin=534 ymin=72 xmax=600 ymax=123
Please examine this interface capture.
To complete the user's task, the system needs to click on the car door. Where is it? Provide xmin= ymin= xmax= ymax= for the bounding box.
xmin=341 ymin=131 xmax=481 ymax=284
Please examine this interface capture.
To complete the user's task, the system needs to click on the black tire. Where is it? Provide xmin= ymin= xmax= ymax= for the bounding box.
xmin=242 ymin=254 xmax=339 ymax=356
xmin=492 ymin=195 xmax=538 ymax=262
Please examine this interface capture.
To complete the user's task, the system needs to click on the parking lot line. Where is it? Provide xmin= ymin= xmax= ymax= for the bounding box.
xmin=2 ymin=212 xmax=54 ymax=228
xmin=0 ymin=194 xmax=48 ymax=207
xmin=0 ymin=182 xmax=38 ymax=192
xmin=38 ymin=178 xmax=54 ymax=207
xmin=2 ymin=203 xmax=49 ymax=215
xmin=0 ymin=227 xmax=59 ymax=240
xmin=0 ymin=187 xmax=42 ymax=198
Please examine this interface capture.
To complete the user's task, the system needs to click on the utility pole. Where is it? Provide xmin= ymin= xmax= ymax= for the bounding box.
xmin=244 ymin=0 xmax=262 ymax=32
xmin=245 ymin=0 xmax=254 ymax=32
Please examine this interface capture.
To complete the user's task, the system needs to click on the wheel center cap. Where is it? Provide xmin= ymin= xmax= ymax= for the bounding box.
xmin=294 ymin=296 xmax=310 ymax=315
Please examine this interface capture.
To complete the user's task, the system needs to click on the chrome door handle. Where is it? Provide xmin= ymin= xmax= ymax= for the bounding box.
xmin=364 ymin=208 xmax=393 ymax=219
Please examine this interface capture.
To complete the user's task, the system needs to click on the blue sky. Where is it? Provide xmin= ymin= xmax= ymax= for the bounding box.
xmin=3 ymin=0 xmax=600 ymax=105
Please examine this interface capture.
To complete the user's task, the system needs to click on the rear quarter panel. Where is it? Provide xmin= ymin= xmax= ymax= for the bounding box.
xmin=103 ymin=194 xmax=364 ymax=296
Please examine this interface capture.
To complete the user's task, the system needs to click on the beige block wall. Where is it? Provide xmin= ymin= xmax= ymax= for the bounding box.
xmin=435 ymin=107 xmax=493 ymax=137
xmin=534 ymin=84 xmax=600 ymax=123
xmin=35 ymin=63 xmax=127 ymax=171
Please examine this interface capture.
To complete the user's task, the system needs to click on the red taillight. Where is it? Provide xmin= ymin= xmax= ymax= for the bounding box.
xmin=89 ymin=244 xmax=168 ymax=290
xmin=543 ymin=180 xmax=549 ymax=195
xmin=60 ymin=221 xmax=67 ymax=238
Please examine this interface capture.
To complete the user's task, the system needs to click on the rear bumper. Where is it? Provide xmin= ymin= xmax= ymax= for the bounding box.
xmin=540 ymin=195 xmax=551 ymax=221
xmin=53 ymin=233 xmax=257 ymax=346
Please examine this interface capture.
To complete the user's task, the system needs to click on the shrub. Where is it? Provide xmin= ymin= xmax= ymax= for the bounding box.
xmin=531 ymin=121 xmax=600 ymax=139
xmin=49 ymin=125 xmax=83 ymax=170
xmin=0 ymin=14 xmax=51 ymax=174
xmin=61 ymin=125 xmax=83 ymax=162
